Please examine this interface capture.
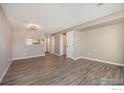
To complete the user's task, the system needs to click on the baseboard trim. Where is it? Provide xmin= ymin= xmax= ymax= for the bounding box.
xmin=12 ymin=54 xmax=45 ymax=61
xmin=53 ymin=53 xmax=61 ymax=56
xmin=74 ymin=57 xmax=84 ymax=60
xmin=74 ymin=56 xmax=124 ymax=67
xmin=0 ymin=59 xmax=12 ymax=83
xmin=49 ymin=52 xmax=55 ymax=54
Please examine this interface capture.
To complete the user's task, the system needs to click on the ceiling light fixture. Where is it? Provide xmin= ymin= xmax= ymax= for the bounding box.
xmin=26 ymin=22 xmax=40 ymax=31
xmin=30 ymin=25 xmax=38 ymax=31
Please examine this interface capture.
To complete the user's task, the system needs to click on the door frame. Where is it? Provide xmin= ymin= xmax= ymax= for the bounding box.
xmin=66 ymin=31 xmax=74 ymax=59
xmin=50 ymin=35 xmax=55 ymax=54
xmin=60 ymin=33 xmax=66 ymax=56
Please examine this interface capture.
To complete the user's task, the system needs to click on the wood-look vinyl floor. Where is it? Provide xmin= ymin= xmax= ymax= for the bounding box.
xmin=1 ymin=54 xmax=124 ymax=85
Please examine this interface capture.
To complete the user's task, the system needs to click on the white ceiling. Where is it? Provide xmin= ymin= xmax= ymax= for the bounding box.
xmin=1 ymin=3 xmax=124 ymax=33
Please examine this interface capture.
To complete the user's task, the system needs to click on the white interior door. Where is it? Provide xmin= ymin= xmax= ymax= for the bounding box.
xmin=60 ymin=34 xmax=66 ymax=56
xmin=66 ymin=31 xmax=74 ymax=59
xmin=63 ymin=34 xmax=66 ymax=55
xmin=51 ymin=36 xmax=55 ymax=53
xmin=60 ymin=34 xmax=63 ymax=55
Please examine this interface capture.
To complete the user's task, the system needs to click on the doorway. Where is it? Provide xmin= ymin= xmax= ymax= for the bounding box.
xmin=60 ymin=33 xmax=66 ymax=56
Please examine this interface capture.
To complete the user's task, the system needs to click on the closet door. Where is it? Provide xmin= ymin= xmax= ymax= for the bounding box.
xmin=51 ymin=36 xmax=55 ymax=54
xmin=66 ymin=31 xmax=74 ymax=59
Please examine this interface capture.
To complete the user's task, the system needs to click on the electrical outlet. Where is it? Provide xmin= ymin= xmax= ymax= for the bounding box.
xmin=8 ymin=59 xmax=11 ymax=61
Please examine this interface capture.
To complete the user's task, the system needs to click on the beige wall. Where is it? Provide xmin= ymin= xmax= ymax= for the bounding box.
xmin=12 ymin=27 xmax=45 ymax=59
xmin=0 ymin=6 xmax=12 ymax=82
xmin=74 ymin=22 xmax=124 ymax=64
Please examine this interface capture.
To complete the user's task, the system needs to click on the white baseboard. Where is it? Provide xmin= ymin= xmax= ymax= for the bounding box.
xmin=0 ymin=59 xmax=12 ymax=83
xmin=74 ymin=57 xmax=84 ymax=60
xmin=53 ymin=53 xmax=61 ymax=56
xmin=49 ymin=52 xmax=55 ymax=54
xmin=12 ymin=54 xmax=45 ymax=61
xmin=74 ymin=56 xmax=124 ymax=67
